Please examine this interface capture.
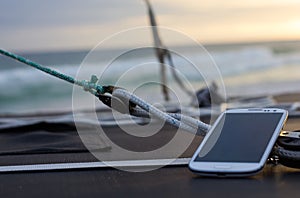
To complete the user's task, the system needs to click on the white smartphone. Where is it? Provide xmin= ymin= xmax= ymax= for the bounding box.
xmin=189 ymin=108 xmax=288 ymax=177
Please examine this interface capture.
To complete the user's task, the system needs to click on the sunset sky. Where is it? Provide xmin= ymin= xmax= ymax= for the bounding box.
xmin=1 ymin=0 xmax=300 ymax=52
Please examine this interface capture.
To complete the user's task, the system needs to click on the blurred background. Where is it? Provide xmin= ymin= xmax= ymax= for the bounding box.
xmin=1 ymin=0 xmax=300 ymax=113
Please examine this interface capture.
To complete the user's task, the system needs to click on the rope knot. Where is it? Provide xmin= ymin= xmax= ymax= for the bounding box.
xmin=82 ymin=75 xmax=99 ymax=93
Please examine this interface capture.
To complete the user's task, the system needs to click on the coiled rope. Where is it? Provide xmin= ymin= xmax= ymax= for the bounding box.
xmin=0 ymin=49 xmax=211 ymax=135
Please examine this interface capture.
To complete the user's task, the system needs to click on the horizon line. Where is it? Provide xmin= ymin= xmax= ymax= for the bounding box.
xmin=12 ymin=38 xmax=300 ymax=55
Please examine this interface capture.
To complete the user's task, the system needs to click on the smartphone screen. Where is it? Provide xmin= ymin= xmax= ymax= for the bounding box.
xmin=195 ymin=112 xmax=284 ymax=163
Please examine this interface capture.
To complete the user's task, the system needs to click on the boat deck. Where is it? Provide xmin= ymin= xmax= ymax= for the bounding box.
xmin=0 ymin=93 xmax=300 ymax=197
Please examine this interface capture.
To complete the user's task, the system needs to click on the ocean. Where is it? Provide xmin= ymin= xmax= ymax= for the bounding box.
xmin=1 ymin=41 xmax=300 ymax=114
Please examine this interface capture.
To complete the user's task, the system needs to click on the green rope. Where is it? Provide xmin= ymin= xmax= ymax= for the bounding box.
xmin=0 ymin=49 xmax=105 ymax=95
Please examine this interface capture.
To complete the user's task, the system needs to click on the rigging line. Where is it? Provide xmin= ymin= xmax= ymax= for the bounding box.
xmin=0 ymin=49 xmax=211 ymax=135
xmin=145 ymin=0 xmax=169 ymax=101
xmin=0 ymin=49 xmax=105 ymax=95
xmin=113 ymin=88 xmax=211 ymax=134
xmin=144 ymin=0 xmax=193 ymax=99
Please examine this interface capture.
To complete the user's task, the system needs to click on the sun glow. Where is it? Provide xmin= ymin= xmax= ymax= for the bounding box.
xmin=1 ymin=0 xmax=300 ymax=51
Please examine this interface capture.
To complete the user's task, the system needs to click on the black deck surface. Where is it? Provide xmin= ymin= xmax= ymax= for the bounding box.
xmin=0 ymin=163 xmax=299 ymax=197
xmin=0 ymin=115 xmax=299 ymax=197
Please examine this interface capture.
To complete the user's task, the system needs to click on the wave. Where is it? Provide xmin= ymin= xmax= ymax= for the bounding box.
xmin=1 ymin=44 xmax=300 ymax=113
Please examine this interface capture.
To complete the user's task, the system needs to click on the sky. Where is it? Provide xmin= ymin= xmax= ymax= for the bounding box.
xmin=1 ymin=0 xmax=300 ymax=52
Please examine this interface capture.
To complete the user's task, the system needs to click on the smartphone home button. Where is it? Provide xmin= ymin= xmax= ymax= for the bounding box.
xmin=213 ymin=165 xmax=232 ymax=169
